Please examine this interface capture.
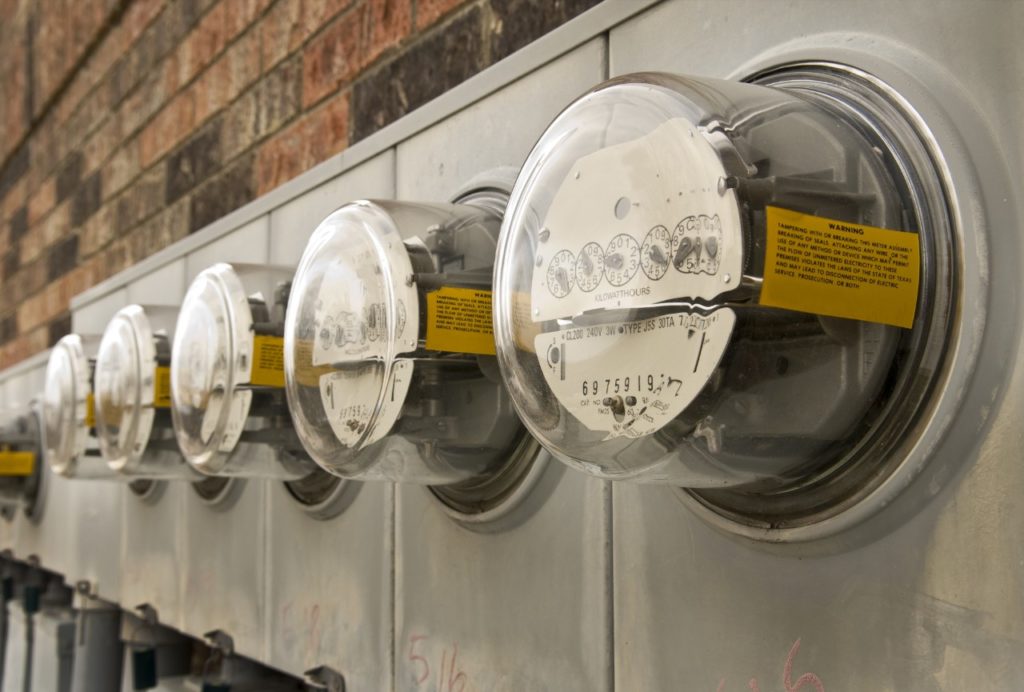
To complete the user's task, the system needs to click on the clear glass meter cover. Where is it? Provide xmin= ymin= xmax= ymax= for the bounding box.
xmin=285 ymin=200 xmax=524 ymax=484
xmin=95 ymin=305 xmax=193 ymax=478
xmin=171 ymin=263 xmax=254 ymax=474
xmin=494 ymin=72 xmax=927 ymax=487
xmin=42 ymin=334 xmax=94 ymax=476
xmin=95 ymin=306 xmax=153 ymax=470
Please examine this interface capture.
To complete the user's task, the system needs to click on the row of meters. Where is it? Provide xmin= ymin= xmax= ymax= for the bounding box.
xmin=0 ymin=67 xmax=959 ymax=537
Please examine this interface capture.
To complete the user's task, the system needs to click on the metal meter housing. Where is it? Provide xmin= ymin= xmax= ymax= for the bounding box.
xmin=492 ymin=70 xmax=956 ymax=531
xmin=285 ymin=198 xmax=533 ymax=509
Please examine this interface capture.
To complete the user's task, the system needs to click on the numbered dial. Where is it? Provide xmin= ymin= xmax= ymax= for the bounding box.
xmin=604 ymin=234 xmax=640 ymax=287
xmin=545 ymin=249 xmax=576 ymax=298
xmin=574 ymin=242 xmax=605 ymax=292
xmin=641 ymin=225 xmax=672 ymax=281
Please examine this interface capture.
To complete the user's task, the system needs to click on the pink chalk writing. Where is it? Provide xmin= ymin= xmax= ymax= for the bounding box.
xmin=408 ymin=633 xmax=469 ymax=692
xmin=717 ymin=638 xmax=824 ymax=692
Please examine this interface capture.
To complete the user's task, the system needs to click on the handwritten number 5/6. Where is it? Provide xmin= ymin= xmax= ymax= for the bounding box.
xmin=409 ymin=635 xmax=429 ymax=685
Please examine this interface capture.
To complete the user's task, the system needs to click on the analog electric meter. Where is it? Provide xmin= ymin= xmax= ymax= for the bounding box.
xmin=0 ymin=406 xmax=44 ymax=519
xmin=43 ymin=334 xmax=110 ymax=478
xmin=285 ymin=199 xmax=532 ymax=495
xmin=171 ymin=263 xmax=319 ymax=479
xmin=94 ymin=305 xmax=199 ymax=480
xmin=493 ymin=70 xmax=955 ymax=528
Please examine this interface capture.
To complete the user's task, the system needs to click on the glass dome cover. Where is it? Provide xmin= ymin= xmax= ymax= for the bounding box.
xmin=42 ymin=334 xmax=94 ymax=476
xmin=170 ymin=263 xmax=256 ymax=474
xmin=95 ymin=305 xmax=156 ymax=471
xmin=285 ymin=202 xmax=418 ymax=476
xmin=494 ymin=71 xmax=944 ymax=490
xmin=285 ymin=199 xmax=528 ymax=486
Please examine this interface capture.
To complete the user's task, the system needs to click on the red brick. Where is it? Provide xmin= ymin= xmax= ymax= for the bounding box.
xmin=102 ymin=138 xmax=141 ymax=200
xmin=255 ymin=93 xmax=349 ymax=195
xmin=79 ymin=204 xmax=116 ymax=257
xmin=0 ymin=326 xmax=48 ymax=369
xmin=299 ymin=0 xmax=355 ymax=43
xmin=1 ymin=177 xmax=27 ymax=222
xmin=40 ymin=199 xmax=72 ymax=249
xmin=301 ymin=5 xmax=367 ymax=108
xmin=27 ymin=176 xmax=57 ymax=227
xmin=139 ymin=90 xmax=197 ymax=168
xmin=259 ymin=0 xmax=302 ymax=71
xmin=194 ymin=30 xmax=262 ymax=125
xmin=82 ymin=115 xmax=122 ymax=176
xmin=415 ymin=0 xmax=468 ymax=30
xmin=16 ymin=291 xmax=48 ymax=332
xmin=175 ymin=0 xmax=272 ymax=88
xmin=365 ymin=0 xmax=412 ymax=65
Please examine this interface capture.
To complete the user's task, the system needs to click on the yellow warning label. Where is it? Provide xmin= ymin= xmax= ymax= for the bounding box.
xmin=425 ymin=287 xmax=497 ymax=356
xmin=153 ymin=366 xmax=172 ymax=408
xmin=760 ymin=206 xmax=920 ymax=329
xmin=85 ymin=392 xmax=96 ymax=428
xmin=0 ymin=450 xmax=34 ymax=476
xmin=250 ymin=334 xmax=285 ymax=388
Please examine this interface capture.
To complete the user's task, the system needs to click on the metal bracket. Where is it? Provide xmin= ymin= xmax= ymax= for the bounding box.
xmin=304 ymin=665 xmax=346 ymax=692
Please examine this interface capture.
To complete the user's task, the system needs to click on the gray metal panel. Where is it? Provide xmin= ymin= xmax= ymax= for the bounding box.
xmin=121 ymin=483 xmax=186 ymax=629
xmin=609 ymin=1 xmax=1024 ymax=690
xmin=268 ymin=151 xmax=395 ymax=267
xmin=70 ymin=607 xmax=123 ymax=692
xmin=394 ymin=39 xmax=611 ymax=692
xmin=263 ymin=152 xmax=395 ymax=684
xmin=31 ymin=608 xmax=75 ymax=692
xmin=185 ymin=216 xmax=270 ymax=282
xmin=68 ymin=481 xmax=124 ymax=603
xmin=264 ymin=482 xmax=392 ymax=687
xmin=2 ymin=604 xmax=29 ymax=692
xmin=180 ymin=480 xmax=266 ymax=662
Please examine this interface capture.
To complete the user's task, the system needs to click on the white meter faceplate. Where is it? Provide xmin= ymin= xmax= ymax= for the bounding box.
xmin=95 ymin=305 xmax=196 ymax=480
xmin=285 ymin=199 xmax=533 ymax=499
xmin=494 ymin=70 xmax=956 ymax=529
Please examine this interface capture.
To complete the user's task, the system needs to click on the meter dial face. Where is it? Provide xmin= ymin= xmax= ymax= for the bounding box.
xmin=575 ymin=242 xmax=605 ymax=292
xmin=545 ymin=249 xmax=576 ymax=298
xmin=640 ymin=225 xmax=672 ymax=281
xmin=603 ymin=234 xmax=640 ymax=287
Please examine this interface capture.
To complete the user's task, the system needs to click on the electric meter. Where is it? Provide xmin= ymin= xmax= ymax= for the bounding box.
xmin=0 ymin=406 xmax=44 ymax=519
xmin=284 ymin=199 xmax=532 ymax=495
xmin=493 ymin=70 xmax=955 ymax=526
xmin=94 ymin=305 xmax=199 ymax=480
xmin=170 ymin=263 xmax=318 ymax=479
xmin=43 ymin=334 xmax=110 ymax=478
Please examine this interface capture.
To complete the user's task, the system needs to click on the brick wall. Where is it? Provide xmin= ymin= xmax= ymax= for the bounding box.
xmin=0 ymin=0 xmax=601 ymax=367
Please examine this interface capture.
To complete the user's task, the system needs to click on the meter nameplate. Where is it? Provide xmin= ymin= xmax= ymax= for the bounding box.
xmin=85 ymin=392 xmax=96 ymax=429
xmin=153 ymin=366 xmax=171 ymax=408
xmin=760 ymin=206 xmax=920 ymax=329
xmin=319 ymin=360 xmax=413 ymax=447
xmin=250 ymin=334 xmax=285 ymax=388
xmin=425 ymin=287 xmax=496 ymax=356
xmin=0 ymin=450 xmax=35 ymax=476
xmin=535 ymin=309 xmax=735 ymax=439
xmin=310 ymin=237 xmax=418 ymax=367
xmin=532 ymin=118 xmax=743 ymax=322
